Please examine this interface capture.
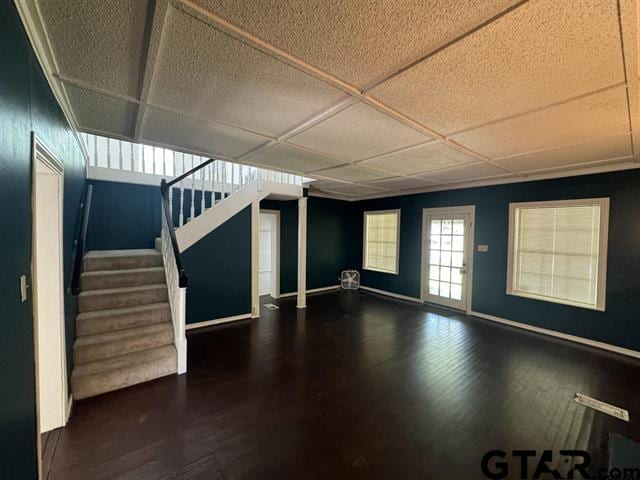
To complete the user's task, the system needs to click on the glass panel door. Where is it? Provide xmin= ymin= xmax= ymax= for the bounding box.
xmin=423 ymin=213 xmax=470 ymax=310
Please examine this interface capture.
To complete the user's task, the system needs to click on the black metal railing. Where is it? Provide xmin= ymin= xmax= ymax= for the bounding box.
xmin=70 ymin=184 xmax=93 ymax=295
xmin=160 ymin=158 xmax=216 ymax=288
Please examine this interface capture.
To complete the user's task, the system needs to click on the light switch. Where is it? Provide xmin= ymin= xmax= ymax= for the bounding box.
xmin=19 ymin=275 xmax=28 ymax=303
xmin=477 ymin=244 xmax=489 ymax=253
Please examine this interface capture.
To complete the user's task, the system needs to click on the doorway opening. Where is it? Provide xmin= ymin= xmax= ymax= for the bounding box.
xmin=421 ymin=206 xmax=475 ymax=313
xmin=31 ymin=135 xmax=68 ymax=477
xmin=259 ymin=210 xmax=280 ymax=299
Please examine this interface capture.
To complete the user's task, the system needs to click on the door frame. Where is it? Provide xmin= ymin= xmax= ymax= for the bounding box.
xmin=31 ymin=133 xmax=68 ymax=478
xmin=259 ymin=209 xmax=280 ymax=299
xmin=420 ymin=205 xmax=476 ymax=314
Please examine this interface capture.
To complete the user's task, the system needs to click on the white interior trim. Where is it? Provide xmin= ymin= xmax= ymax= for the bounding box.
xmin=308 ymin=162 xmax=640 ymax=202
xmin=185 ymin=313 xmax=252 ymax=330
xmin=13 ymin=0 xmax=90 ymax=171
xmin=297 ymin=197 xmax=308 ymax=308
xmin=362 ymin=209 xmax=401 ymax=275
xmin=31 ymin=134 xmax=68 ymax=480
xmin=279 ymin=285 xmax=341 ymax=298
xmin=260 ymin=209 xmax=281 ymax=298
xmin=506 ymin=197 xmax=609 ymax=311
xmin=359 ymin=285 xmax=422 ymax=303
xmin=471 ymin=311 xmax=640 ymax=360
xmin=420 ymin=205 xmax=475 ymax=314
xmin=251 ymin=199 xmax=260 ymax=317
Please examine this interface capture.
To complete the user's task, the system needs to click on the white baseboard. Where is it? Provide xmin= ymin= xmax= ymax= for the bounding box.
xmin=279 ymin=285 xmax=341 ymax=298
xmin=471 ymin=311 xmax=640 ymax=360
xmin=186 ymin=313 xmax=252 ymax=330
xmin=359 ymin=285 xmax=422 ymax=303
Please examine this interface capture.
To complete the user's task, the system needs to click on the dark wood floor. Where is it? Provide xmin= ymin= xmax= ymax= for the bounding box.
xmin=47 ymin=290 xmax=640 ymax=479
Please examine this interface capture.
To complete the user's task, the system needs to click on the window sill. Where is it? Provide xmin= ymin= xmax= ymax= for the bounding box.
xmin=506 ymin=290 xmax=605 ymax=312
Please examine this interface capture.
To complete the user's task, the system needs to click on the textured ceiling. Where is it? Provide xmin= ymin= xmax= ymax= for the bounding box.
xmin=30 ymin=0 xmax=640 ymax=199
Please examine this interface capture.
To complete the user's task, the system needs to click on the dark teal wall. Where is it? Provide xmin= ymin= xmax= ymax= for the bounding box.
xmin=86 ymin=183 xmax=357 ymax=321
xmin=307 ymin=196 xmax=360 ymax=289
xmin=182 ymin=206 xmax=252 ymax=323
xmin=354 ymin=169 xmax=640 ymax=352
xmin=87 ymin=181 xmax=161 ymax=250
xmin=86 ymin=181 xmax=217 ymax=251
xmin=0 ymin=2 xmax=86 ymax=478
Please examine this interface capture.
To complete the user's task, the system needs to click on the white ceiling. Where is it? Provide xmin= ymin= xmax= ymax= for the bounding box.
xmin=28 ymin=0 xmax=640 ymax=199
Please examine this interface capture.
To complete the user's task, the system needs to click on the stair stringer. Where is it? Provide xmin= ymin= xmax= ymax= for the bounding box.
xmin=175 ymin=182 xmax=269 ymax=252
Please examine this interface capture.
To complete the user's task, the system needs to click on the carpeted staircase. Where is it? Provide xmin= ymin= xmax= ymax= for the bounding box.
xmin=71 ymin=249 xmax=177 ymax=400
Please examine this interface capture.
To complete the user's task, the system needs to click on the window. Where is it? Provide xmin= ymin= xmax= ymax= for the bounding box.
xmin=363 ymin=210 xmax=400 ymax=274
xmin=507 ymin=198 xmax=609 ymax=311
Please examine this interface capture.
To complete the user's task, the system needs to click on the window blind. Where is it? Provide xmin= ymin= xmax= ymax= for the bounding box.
xmin=512 ymin=203 xmax=602 ymax=308
xmin=364 ymin=212 xmax=399 ymax=274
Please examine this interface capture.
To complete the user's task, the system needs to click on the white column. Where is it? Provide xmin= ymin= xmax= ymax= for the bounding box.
xmin=251 ymin=199 xmax=260 ymax=318
xmin=297 ymin=197 xmax=308 ymax=309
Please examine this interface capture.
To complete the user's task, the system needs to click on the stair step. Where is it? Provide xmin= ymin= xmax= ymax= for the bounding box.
xmin=78 ymin=284 xmax=168 ymax=312
xmin=84 ymin=249 xmax=162 ymax=272
xmin=76 ymin=302 xmax=172 ymax=336
xmin=74 ymin=322 xmax=173 ymax=364
xmin=81 ymin=267 xmax=165 ymax=291
xmin=71 ymin=345 xmax=177 ymax=400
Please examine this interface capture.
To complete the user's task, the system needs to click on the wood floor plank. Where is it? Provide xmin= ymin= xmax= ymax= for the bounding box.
xmin=48 ymin=290 xmax=640 ymax=479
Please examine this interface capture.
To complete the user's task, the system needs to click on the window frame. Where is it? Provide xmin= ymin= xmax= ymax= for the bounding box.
xmin=363 ymin=209 xmax=401 ymax=275
xmin=506 ymin=198 xmax=609 ymax=311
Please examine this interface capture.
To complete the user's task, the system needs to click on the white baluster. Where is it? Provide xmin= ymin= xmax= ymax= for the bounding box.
xmin=190 ymin=155 xmax=195 ymax=221
xmin=118 ymin=140 xmax=123 ymax=170
xmin=179 ymin=179 xmax=185 ymax=228
xmin=152 ymin=147 xmax=157 ymax=175
xmin=93 ymin=135 xmax=98 ymax=167
xmin=142 ymin=146 xmax=147 ymax=173
xmin=106 ymin=138 xmax=111 ymax=168
xmin=163 ymin=148 xmax=167 ymax=177
xmin=130 ymin=142 xmax=135 ymax=172
xmin=168 ymin=185 xmax=173 ymax=227
xmin=201 ymin=160 xmax=206 ymax=214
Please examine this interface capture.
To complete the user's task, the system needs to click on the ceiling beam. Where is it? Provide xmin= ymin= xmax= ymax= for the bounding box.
xmin=133 ymin=0 xmax=171 ymax=141
xmin=617 ymin=0 xmax=640 ymax=162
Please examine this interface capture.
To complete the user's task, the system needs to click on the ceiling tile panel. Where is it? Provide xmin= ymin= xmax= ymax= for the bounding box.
xmin=315 ymin=183 xmax=388 ymax=197
xmin=360 ymin=141 xmax=477 ymax=175
xmin=494 ymin=134 xmax=633 ymax=172
xmin=418 ymin=163 xmax=510 ymax=183
xmin=149 ymin=6 xmax=348 ymax=137
xmin=373 ymin=0 xmax=625 ymax=134
xmin=244 ymin=144 xmax=344 ymax=173
xmin=193 ymin=0 xmax=519 ymax=88
xmin=141 ymin=107 xmax=269 ymax=158
xmin=37 ymin=0 xmax=149 ymax=98
xmin=288 ymin=103 xmax=432 ymax=161
xmin=65 ymin=84 xmax=137 ymax=137
xmin=314 ymin=165 xmax=392 ymax=183
xmin=451 ymin=86 xmax=630 ymax=158
xmin=363 ymin=176 xmax=438 ymax=190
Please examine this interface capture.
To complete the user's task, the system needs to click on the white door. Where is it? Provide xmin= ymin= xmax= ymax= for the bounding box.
xmin=422 ymin=209 xmax=473 ymax=311
xmin=33 ymin=146 xmax=67 ymax=433
xmin=258 ymin=212 xmax=278 ymax=297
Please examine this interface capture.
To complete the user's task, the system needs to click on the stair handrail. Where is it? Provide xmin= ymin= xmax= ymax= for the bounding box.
xmin=70 ymin=184 xmax=93 ymax=295
xmin=165 ymin=157 xmax=216 ymax=189
xmin=160 ymin=158 xmax=216 ymax=288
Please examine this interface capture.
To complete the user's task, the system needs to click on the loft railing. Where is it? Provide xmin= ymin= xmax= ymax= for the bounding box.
xmin=80 ymin=132 xmax=305 ymax=187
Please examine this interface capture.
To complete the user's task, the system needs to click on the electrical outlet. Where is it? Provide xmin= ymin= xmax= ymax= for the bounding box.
xmin=19 ymin=275 xmax=28 ymax=303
